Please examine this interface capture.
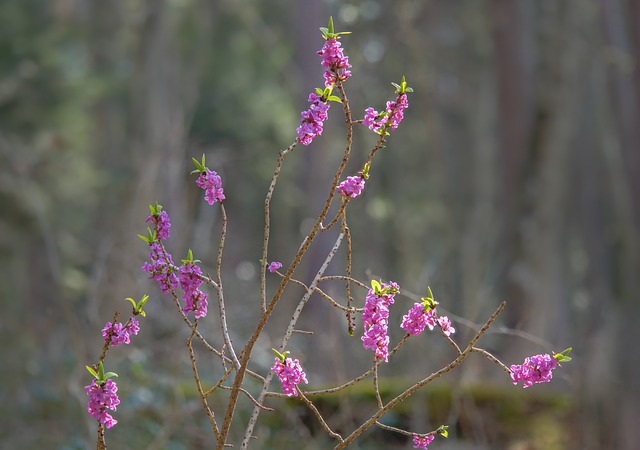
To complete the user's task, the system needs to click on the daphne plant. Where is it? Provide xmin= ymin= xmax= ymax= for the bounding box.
xmin=84 ymin=17 xmax=571 ymax=449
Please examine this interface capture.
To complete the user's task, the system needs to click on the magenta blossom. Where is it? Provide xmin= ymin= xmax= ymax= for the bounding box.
xmin=317 ymin=37 xmax=352 ymax=87
xmin=141 ymin=242 xmax=179 ymax=294
xmin=400 ymin=302 xmax=437 ymax=336
xmin=145 ymin=210 xmax=171 ymax=240
xmin=196 ymin=169 xmax=225 ymax=205
xmin=364 ymin=93 xmax=409 ymax=135
xmin=268 ymin=261 xmax=283 ymax=273
xmin=178 ymin=261 xmax=208 ymax=319
xmin=85 ymin=378 xmax=120 ymax=429
xmin=102 ymin=317 xmax=140 ymax=347
xmin=297 ymin=92 xmax=330 ymax=146
xmin=337 ymin=176 xmax=365 ymax=198
xmin=413 ymin=434 xmax=435 ymax=449
xmin=362 ymin=281 xmax=399 ymax=362
xmin=437 ymin=315 xmax=456 ymax=336
xmin=510 ymin=353 xmax=558 ymax=388
xmin=272 ymin=356 xmax=308 ymax=397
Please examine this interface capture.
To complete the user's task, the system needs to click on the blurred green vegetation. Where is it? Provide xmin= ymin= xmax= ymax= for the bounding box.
xmin=1 ymin=0 xmax=639 ymax=448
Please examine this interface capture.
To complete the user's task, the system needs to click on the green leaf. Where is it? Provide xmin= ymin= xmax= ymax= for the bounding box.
xmin=328 ymin=16 xmax=334 ymax=35
xmin=125 ymin=297 xmax=137 ymax=308
xmin=137 ymin=234 xmax=150 ymax=244
xmin=271 ymin=348 xmax=288 ymax=362
xmin=554 ymin=347 xmax=573 ymax=363
xmin=362 ymin=162 xmax=371 ymax=179
xmin=103 ymin=371 xmax=119 ymax=380
xmin=371 ymin=279 xmax=381 ymax=294
xmin=315 ymin=87 xmax=324 ymax=96
xmin=86 ymin=365 xmax=99 ymax=379
xmin=327 ymin=95 xmax=342 ymax=103
xmin=138 ymin=294 xmax=149 ymax=308
xmin=97 ymin=361 xmax=105 ymax=379
xmin=192 ymin=155 xmax=206 ymax=173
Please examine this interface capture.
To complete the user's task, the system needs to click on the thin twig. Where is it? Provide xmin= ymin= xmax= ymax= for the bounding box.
xmin=375 ymin=420 xmax=414 ymax=437
xmin=282 ymin=273 xmax=360 ymax=313
xmin=297 ymin=388 xmax=345 ymax=443
xmin=219 ymin=385 xmax=274 ymax=412
xmin=373 ymin=360 xmax=383 ymax=409
xmin=343 ymin=212 xmax=354 ymax=335
xmin=471 ymin=347 xmax=512 ymax=374
xmin=216 ymin=204 xmax=240 ymax=370
xmin=261 ymin=143 xmax=295 ymax=313
xmin=187 ymin=322 xmax=220 ymax=441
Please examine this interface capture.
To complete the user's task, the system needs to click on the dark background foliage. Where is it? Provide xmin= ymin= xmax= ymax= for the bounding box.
xmin=1 ymin=0 xmax=639 ymax=448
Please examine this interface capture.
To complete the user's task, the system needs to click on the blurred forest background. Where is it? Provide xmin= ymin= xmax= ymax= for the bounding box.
xmin=1 ymin=0 xmax=639 ymax=449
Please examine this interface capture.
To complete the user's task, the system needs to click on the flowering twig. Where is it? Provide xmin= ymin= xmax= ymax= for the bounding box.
xmin=335 ymin=302 xmax=506 ymax=449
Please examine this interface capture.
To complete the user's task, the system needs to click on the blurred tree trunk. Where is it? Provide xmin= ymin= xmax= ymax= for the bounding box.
xmin=601 ymin=1 xmax=640 ymax=448
xmin=489 ymin=0 xmax=534 ymax=326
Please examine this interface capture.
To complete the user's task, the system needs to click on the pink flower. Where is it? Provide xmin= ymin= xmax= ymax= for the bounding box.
xmin=364 ymin=93 xmax=409 ymax=135
xmin=196 ymin=169 xmax=225 ymax=205
xmin=510 ymin=354 xmax=558 ymax=388
xmin=296 ymin=92 xmax=330 ymax=146
xmin=272 ymin=356 xmax=308 ymax=397
xmin=268 ymin=261 xmax=283 ymax=273
xmin=337 ymin=176 xmax=365 ymax=198
xmin=102 ymin=317 xmax=140 ymax=347
xmin=361 ymin=281 xmax=399 ymax=362
xmin=437 ymin=315 xmax=456 ymax=336
xmin=317 ymin=37 xmax=352 ymax=87
xmin=413 ymin=434 xmax=434 ymax=449
xmin=145 ymin=210 xmax=171 ymax=240
xmin=141 ymin=242 xmax=178 ymax=294
xmin=401 ymin=303 xmax=437 ymax=336
xmin=85 ymin=378 xmax=120 ymax=429
xmin=179 ymin=262 xmax=208 ymax=318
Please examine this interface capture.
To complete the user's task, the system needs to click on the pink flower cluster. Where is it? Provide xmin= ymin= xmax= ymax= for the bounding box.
xmin=413 ymin=434 xmax=435 ymax=449
xmin=364 ymin=93 xmax=409 ymax=135
xmin=178 ymin=262 xmax=208 ymax=319
xmin=141 ymin=242 xmax=178 ymax=293
xmin=317 ymin=37 xmax=352 ymax=87
xmin=145 ymin=210 xmax=171 ymax=240
xmin=297 ymin=92 xmax=330 ymax=146
xmin=361 ymin=281 xmax=399 ymax=362
xmin=400 ymin=302 xmax=437 ymax=336
xmin=400 ymin=302 xmax=456 ymax=338
xmin=268 ymin=261 xmax=282 ymax=273
xmin=85 ymin=378 xmax=120 ymax=429
xmin=196 ymin=169 xmax=225 ymax=205
xmin=437 ymin=316 xmax=455 ymax=336
xmin=337 ymin=175 xmax=365 ymax=198
xmin=510 ymin=354 xmax=558 ymax=388
xmin=102 ymin=317 xmax=140 ymax=347
xmin=272 ymin=356 xmax=308 ymax=397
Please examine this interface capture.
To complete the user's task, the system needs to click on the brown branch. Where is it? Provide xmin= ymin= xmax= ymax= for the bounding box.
xmin=297 ymin=388 xmax=344 ymax=443
xmin=187 ymin=322 xmax=220 ymax=441
xmin=334 ymin=302 xmax=506 ymax=449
